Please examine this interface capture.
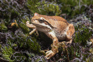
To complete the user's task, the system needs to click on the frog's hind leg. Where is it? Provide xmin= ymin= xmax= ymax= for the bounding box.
xmin=45 ymin=30 xmax=59 ymax=59
xmin=66 ymin=39 xmax=72 ymax=44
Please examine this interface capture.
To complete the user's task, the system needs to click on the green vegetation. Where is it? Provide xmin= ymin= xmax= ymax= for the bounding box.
xmin=0 ymin=0 xmax=93 ymax=62
xmin=74 ymin=26 xmax=92 ymax=45
xmin=27 ymin=0 xmax=61 ymax=15
xmin=2 ymin=46 xmax=14 ymax=62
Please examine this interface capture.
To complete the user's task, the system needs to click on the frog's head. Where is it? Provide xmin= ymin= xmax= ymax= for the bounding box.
xmin=31 ymin=13 xmax=40 ymax=24
xmin=31 ymin=13 xmax=53 ymax=28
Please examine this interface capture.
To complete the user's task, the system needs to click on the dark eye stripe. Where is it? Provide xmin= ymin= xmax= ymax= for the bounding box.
xmin=39 ymin=19 xmax=54 ymax=28
xmin=32 ymin=19 xmax=54 ymax=28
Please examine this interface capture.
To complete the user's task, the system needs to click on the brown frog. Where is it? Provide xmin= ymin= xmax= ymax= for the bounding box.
xmin=26 ymin=13 xmax=75 ymax=59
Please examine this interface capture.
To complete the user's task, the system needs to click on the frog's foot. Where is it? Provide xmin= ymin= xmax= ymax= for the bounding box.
xmin=66 ymin=39 xmax=72 ymax=45
xmin=45 ymin=50 xmax=55 ymax=59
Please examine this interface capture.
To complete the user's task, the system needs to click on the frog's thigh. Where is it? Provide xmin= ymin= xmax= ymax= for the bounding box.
xmin=45 ymin=31 xmax=59 ymax=59
xmin=46 ymin=30 xmax=59 ymax=53
xmin=47 ymin=30 xmax=59 ymax=46
xmin=26 ymin=21 xmax=36 ymax=29
xmin=66 ymin=39 xmax=72 ymax=44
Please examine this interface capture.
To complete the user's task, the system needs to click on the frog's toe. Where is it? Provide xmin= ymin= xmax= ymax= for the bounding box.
xmin=45 ymin=50 xmax=55 ymax=59
xmin=46 ymin=50 xmax=52 ymax=55
xmin=26 ymin=21 xmax=29 ymax=24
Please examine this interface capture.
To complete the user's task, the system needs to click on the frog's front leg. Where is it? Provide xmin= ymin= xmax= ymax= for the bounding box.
xmin=26 ymin=21 xmax=36 ymax=35
xmin=45 ymin=30 xmax=59 ymax=59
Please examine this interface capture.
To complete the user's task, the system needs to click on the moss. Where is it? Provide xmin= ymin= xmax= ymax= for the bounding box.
xmin=74 ymin=26 xmax=92 ymax=45
xmin=19 ymin=23 xmax=30 ymax=33
xmin=27 ymin=0 xmax=61 ymax=15
xmin=26 ymin=37 xmax=41 ymax=52
xmin=19 ymin=17 xmax=30 ymax=33
xmin=2 ymin=46 xmax=14 ymax=62
xmin=31 ymin=56 xmax=47 ymax=62
xmin=12 ymin=52 xmax=27 ymax=62
xmin=0 ymin=0 xmax=93 ymax=62
xmin=0 ymin=21 xmax=7 ymax=31
xmin=26 ymin=0 xmax=93 ymax=18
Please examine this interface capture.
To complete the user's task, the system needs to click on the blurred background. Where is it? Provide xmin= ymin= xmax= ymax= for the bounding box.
xmin=0 ymin=0 xmax=93 ymax=62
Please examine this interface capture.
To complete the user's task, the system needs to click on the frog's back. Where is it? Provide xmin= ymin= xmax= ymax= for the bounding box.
xmin=33 ymin=13 xmax=69 ymax=28
xmin=33 ymin=13 xmax=69 ymax=40
xmin=34 ymin=13 xmax=68 ymax=22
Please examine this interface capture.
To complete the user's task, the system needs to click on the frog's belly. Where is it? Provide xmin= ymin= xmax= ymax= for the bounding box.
xmin=54 ymin=29 xmax=67 ymax=40
xmin=56 ymin=32 xmax=66 ymax=40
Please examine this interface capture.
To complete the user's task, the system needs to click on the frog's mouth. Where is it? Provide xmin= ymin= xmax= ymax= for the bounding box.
xmin=32 ymin=19 xmax=54 ymax=29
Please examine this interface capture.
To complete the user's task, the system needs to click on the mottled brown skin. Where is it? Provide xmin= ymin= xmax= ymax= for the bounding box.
xmin=26 ymin=13 xmax=75 ymax=59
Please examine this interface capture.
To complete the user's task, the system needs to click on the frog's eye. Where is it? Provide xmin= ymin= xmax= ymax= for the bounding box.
xmin=39 ymin=19 xmax=48 ymax=25
xmin=39 ymin=19 xmax=54 ymax=28
xmin=39 ymin=19 xmax=44 ymax=23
